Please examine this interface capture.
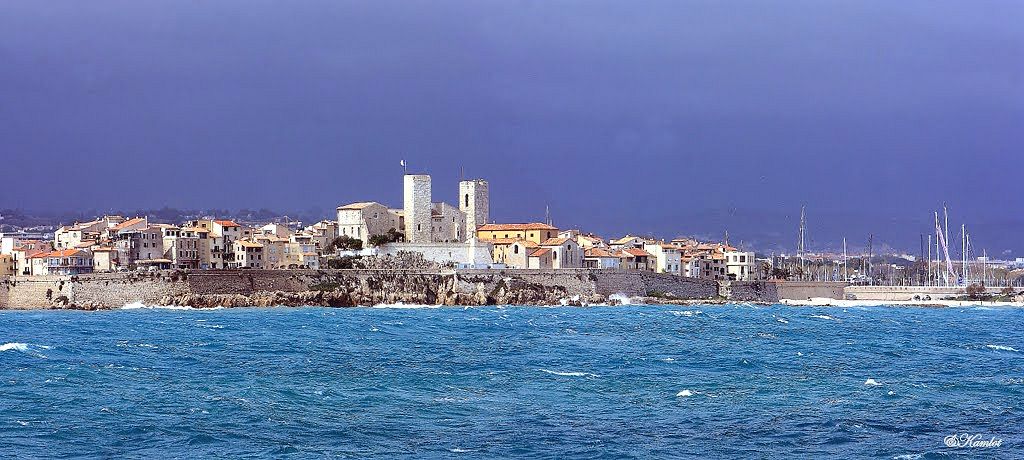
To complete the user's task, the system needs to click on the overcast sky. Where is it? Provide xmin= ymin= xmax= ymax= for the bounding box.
xmin=2 ymin=1 xmax=1022 ymax=254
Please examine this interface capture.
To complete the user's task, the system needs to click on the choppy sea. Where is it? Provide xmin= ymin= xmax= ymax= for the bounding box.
xmin=1 ymin=304 xmax=1021 ymax=459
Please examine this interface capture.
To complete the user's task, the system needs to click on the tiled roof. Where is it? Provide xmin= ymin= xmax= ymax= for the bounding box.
xmin=585 ymin=248 xmax=617 ymax=258
xmin=112 ymin=217 xmax=146 ymax=231
xmin=624 ymin=248 xmax=652 ymax=258
xmin=478 ymin=223 xmax=558 ymax=232
xmin=529 ymin=248 xmax=551 ymax=257
xmin=214 ymin=220 xmax=240 ymax=227
xmin=540 ymin=237 xmax=571 ymax=246
xmin=29 ymin=249 xmax=87 ymax=259
xmin=610 ymin=236 xmax=638 ymax=244
xmin=235 ymin=240 xmax=263 ymax=248
xmin=337 ymin=202 xmax=380 ymax=210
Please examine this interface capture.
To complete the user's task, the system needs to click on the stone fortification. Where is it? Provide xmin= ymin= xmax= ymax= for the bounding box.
xmin=1 ymin=268 xmax=724 ymax=310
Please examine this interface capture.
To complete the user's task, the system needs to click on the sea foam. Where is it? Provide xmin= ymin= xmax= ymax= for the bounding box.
xmin=864 ymin=379 xmax=882 ymax=386
xmin=986 ymin=344 xmax=1018 ymax=352
xmin=538 ymin=369 xmax=599 ymax=378
xmin=676 ymin=390 xmax=694 ymax=397
xmin=0 ymin=342 xmax=29 ymax=352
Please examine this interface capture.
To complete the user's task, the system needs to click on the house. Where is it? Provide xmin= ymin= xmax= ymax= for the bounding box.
xmin=8 ymin=240 xmax=51 ymax=275
xmin=253 ymin=234 xmax=289 ymax=269
xmin=286 ymin=240 xmax=322 ymax=269
xmin=232 ymin=240 xmax=264 ymax=268
xmin=260 ymin=223 xmax=293 ymax=238
xmin=91 ymin=246 xmax=119 ymax=272
xmin=487 ymin=239 xmax=536 ymax=269
xmin=0 ymin=254 xmax=13 ymax=276
xmin=160 ymin=225 xmax=200 ymax=269
xmin=336 ymin=202 xmax=401 ymax=245
xmin=528 ymin=248 xmax=553 ymax=269
xmin=477 ymin=223 xmax=559 ymax=245
xmin=609 ymin=236 xmax=647 ymax=251
xmin=725 ymin=250 xmax=758 ymax=281
xmin=28 ymin=249 xmax=94 ymax=275
xmin=619 ymin=248 xmax=655 ymax=271
xmin=584 ymin=248 xmax=620 ymax=269
xmin=539 ymin=237 xmax=583 ymax=268
xmin=114 ymin=225 xmax=165 ymax=269
xmin=644 ymin=243 xmax=682 ymax=275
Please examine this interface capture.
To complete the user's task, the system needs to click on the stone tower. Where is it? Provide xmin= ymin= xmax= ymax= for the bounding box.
xmin=459 ymin=179 xmax=489 ymax=241
xmin=403 ymin=174 xmax=432 ymax=244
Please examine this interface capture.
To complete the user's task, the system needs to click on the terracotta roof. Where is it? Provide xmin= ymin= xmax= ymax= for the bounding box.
xmin=529 ymin=248 xmax=551 ymax=257
xmin=214 ymin=220 xmax=240 ymax=227
xmin=235 ymin=240 xmax=263 ymax=248
xmin=624 ymin=248 xmax=652 ymax=258
xmin=610 ymin=236 xmax=638 ymax=244
xmin=585 ymin=248 xmax=617 ymax=258
xmin=30 ymin=249 xmax=87 ymax=259
xmin=337 ymin=202 xmax=380 ymax=210
xmin=478 ymin=223 xmax=558 ymax=232
xmin=112 ymin=217 xmax=146 ymax=231
xmin=540 ymin=237 xmax=573 ymax=246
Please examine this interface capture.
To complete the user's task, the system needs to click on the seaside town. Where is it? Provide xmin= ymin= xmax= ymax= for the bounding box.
xmin=0 ymin=172 xmax=764 ymax=281
xmin=2 ymin=171 xmax=1022 ymax=293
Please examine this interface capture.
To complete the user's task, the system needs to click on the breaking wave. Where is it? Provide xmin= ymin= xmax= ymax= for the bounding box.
xmin=538 ymin=369 xmax=599 ymax=378
xmin=0 ymin=342 xmax=29 ymax=352
xmin=986 ymin=344 xmax=1018 ymax=352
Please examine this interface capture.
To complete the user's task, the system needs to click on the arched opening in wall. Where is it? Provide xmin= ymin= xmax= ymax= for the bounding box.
xmin=465 ymin=194 xmax=469 ymax=207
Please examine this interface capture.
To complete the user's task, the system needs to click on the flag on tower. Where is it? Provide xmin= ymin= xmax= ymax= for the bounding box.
xmin=400 ymin=159 xmax=407 ymax=174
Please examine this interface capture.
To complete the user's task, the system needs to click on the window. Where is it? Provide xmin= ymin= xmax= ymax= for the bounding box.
xmin=465 ymin=194 xmax=470 ymax=207
xmin=514 ymin=245 xmax=519 ymax=254
xmin=552 ymin=251 xmax=557 ymax=260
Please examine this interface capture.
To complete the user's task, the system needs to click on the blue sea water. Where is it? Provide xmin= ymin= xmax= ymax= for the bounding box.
xmin=1 ymin=304 xmax=1022 ymax=459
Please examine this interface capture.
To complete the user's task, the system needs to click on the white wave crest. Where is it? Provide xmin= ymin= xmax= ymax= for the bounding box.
xmin=864 ymin=378 xmax=882 ymax=386
xmin=676 ymin=390 xmax=694 ymax=397
xmin=121 ymin=302 xmax=200 ymax=310
xmin=538 ymin=369 xmax=599 ymax=378
xmin=607 ymin=293 xmax=637 ymax=305
xmin=809 ymin=314 xmax=838 ymax=321
xmin=775 ymin=317 xmax=789 ymax=324
xmin=671 ymin=310 xmax=701 ymax=317
xmin=0 ymin=342 xmax=29 ymax=352
xmin=371 ymin=303 xmax=440 ymax=309
xmin=987 ymin=344 xmax=1019 ymax=352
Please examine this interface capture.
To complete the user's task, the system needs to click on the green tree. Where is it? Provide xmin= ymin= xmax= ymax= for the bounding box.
xmin=330 ymin=236 xmax=363 ymax=251
xmin=368 ymin=228 xmax=405 ymax=247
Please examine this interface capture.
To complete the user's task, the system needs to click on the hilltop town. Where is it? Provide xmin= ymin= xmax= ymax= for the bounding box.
xmin=0 ymin=173 xmax=759 ymax=281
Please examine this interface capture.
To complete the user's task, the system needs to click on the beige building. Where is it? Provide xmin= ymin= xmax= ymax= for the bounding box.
xmin=337 ymin=202 xmax=401 ymax=244
xmin=91 ymin=246 xmax=119 ymax=272
xmin=0 ymin=254 xmax=14 ymax=276
xmin=584 ymin=248 xmax=620 ymax=269
xmin=644 ymin=243 xmax=683 ymax=275
xmin=489 ymin=239 xmax=536 ymax=269
xmin=528 ymin=248 xmax=554 ymax=269
xmin=478 ymin=223 xmax=559 ymax=245
xmin=539 ymin=238 xmax=583 ymax=269
xmin=232 ymin=240 xmax=264 ymax=268
xmin=254 ymin=234 xmax=289 ymax=269
xmin=28 ymin=249 xmax=94 ymax=276
xmin=619 ymin=248 xmax=655 ymax=271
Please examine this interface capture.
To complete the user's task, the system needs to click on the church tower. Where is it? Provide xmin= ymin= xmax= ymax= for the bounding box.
xmin=459 ymin=179 xmax=489 ymax=241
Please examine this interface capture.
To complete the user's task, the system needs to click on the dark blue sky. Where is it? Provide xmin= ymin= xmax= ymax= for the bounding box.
xmin=2 ymin=1 xmax=1022 ymax=255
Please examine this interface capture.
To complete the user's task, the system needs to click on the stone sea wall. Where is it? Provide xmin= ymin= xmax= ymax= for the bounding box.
xmin=1 ymin=269 xmax=721 ymax=310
